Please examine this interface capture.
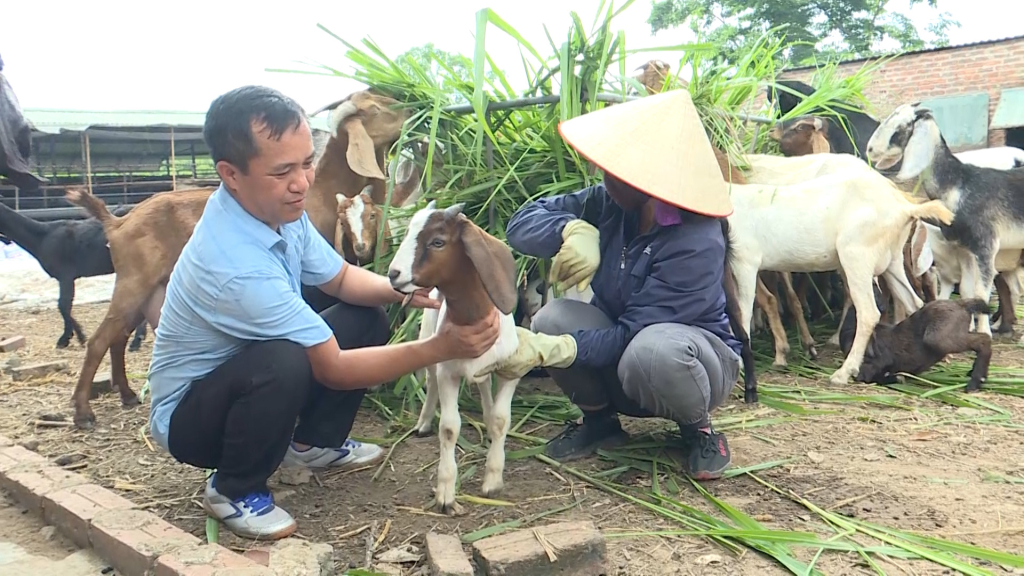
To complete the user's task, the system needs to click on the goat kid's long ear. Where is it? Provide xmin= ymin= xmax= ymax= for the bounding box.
xmin=342 ymin=118 xmax=387 ymax=181
xmin=458 ymin=214 xmax=518 ymax=315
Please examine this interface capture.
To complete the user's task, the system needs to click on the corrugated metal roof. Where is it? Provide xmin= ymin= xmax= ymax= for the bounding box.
xmin=784 ymin=33 xmax=1024 ymax=72
xmin=22 ymin=108 xmax=331 ymax=134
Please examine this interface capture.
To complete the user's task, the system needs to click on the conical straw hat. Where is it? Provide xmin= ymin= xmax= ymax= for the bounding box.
xmin=558 ymin=89 xmax=732 ymax=217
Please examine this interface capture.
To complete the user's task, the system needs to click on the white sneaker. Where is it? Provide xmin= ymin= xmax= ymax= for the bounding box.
xmin=281 ymin=438 xmax=385 ymax=471
xmin=202 ymin=475 xmax=296 ymax=540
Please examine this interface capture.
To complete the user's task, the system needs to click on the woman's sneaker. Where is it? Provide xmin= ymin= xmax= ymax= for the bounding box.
xmin=202 ymin=475 xmax=296 ymax=540
xmin=282 ymin=438 xmax=385 ymax=471
xmin=678 ymin=425 xmax=730 ymax=480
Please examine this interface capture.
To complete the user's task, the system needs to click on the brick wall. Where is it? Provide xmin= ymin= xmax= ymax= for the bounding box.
xmin=779 ymin=36 xmax=1024 ymax=149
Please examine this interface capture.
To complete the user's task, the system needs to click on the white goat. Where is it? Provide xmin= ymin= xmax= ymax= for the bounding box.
xmin=727 ymin=168 xmax=954 ymax=386
xmin=867 ymin=103 xmax=1024 ymax=336
xmin=388 ymin=200 xmax=520 ymax=515
xmin=954 ymin=146 xmax=1024 ymax=170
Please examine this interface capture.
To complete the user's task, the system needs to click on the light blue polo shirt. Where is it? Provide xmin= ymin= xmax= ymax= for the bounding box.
xmin=147 ymin=183 xmax=345 ymax=451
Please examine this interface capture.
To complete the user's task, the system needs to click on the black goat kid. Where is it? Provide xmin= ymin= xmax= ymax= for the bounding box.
xmin=0 ymin=203 xmax=147 ymax=349
xmin=839 ymin=292 xmax=992 ymax=392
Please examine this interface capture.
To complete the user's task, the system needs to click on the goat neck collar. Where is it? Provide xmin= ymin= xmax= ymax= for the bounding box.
xmin=213 ymin=184 xmax=287 ymax=250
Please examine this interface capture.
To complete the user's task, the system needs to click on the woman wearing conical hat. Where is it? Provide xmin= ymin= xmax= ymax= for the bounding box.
xmin=487 ymin=90 xmax=742 ymax=480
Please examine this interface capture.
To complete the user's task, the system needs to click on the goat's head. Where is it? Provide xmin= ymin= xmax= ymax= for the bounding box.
xmin=388 ymin=201 xmax=518 ymax=315
xmin=855 ymin=333 xmax=896 ymax=383
xmin=866 ymin=102 xmax=941 ymax=181
xmin=321 ymin=90 xmax=410 ymax=181
xmin=770 ymin=116 xmax=831 ymax=156
xmin=335 ymin=188 xmax=388 ymax=265
xmin=633 ymin=60 xmax=671 ymax=94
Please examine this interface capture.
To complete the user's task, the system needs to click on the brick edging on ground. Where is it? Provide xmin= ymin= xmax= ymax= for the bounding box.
xmin=0 ymin=433 xmax=271 ymax=576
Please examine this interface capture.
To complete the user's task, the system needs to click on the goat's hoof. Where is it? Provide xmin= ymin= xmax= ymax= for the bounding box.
xmin=73 ymin=413 xmax=96 ymax=431
xmin=432 ymin=499 xmax=464 ymax=516
xmin=120 ymin=394 xmax=141 ymax=408
xmin=771 ymin=359 xmax=787 ymax=369
xmin=128 ymin=344 xmax=141 ymax=352
xmin=744 ymin=390 xmax=759 ymax=404
xmin=414 ymin=426 xmax=433 ymax=438
xmin=55 ymin=339 xmax=70 ymax=349
xmin=480 ymin=481 xmax=504 ymax=498
xmin=807 ymin=346 xmax=819 ymax=360
xmin=828 ymin=373 xmax=849 ymax=386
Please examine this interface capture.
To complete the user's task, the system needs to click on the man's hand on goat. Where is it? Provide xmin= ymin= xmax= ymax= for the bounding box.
xmin=477 ymin=327 xmax=578 ymax=380
xmin=550 ymin=219 xmax=600 ymax=292
xmin=433 ymin=308 xmax=501 ymax=360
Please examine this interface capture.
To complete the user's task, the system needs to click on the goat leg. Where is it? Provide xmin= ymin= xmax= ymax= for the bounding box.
xmin=111 ymin=316 xmax=141 ymax=408
xmin=830 ymin=263 xmax=881 ymax=386
xmin=755 ymin=274 xmax=790 ymax=367
xmin=964 ymin=333 xmax=993 ymax=393
xmin=993 ymin=274 xmax=1016 ymax=335
xmin=433 ymin=372 xmax=464 ymax=515
xmin=480 ymin=378 xmax=518 ymax=498
xmin=414 ymin=365 xmax=439 ymax=437
xmin=780 ymin=272 xmax=818 ymax=360
xmin=128 ymin=321 xmax=147 ymax=352
xmin=56 ymin=277 xmax=80 ymax=349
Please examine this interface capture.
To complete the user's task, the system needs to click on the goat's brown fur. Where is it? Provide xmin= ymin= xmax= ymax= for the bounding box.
xmin=334 ymin=192 xmax=390 ymax=266
xmin=771 ymin=117 xmax=831 ymax=156
xmin=406 ymin=205 xmax=518 ymax=324
xmin=839 ymin=297 xmax=992 ymax=392
xmin=64 ymin=186 xmax=215 ymax=428
xmin=306 ymin=91 xmax=411 ymax=241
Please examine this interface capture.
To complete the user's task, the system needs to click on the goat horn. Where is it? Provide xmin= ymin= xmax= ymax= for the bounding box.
xmin=308 ymin=98 xmax=349 ymax=117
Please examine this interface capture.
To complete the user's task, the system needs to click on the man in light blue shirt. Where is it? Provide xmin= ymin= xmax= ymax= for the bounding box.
xmin=147 ymin=85 xmax=501 ymax=541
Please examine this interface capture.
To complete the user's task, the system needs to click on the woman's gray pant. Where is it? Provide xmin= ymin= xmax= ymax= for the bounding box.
xmin=532 ymin=299 xmax=740 ymax=428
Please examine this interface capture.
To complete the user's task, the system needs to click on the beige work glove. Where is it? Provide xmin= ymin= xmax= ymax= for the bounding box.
xmin=477 ymin=327 xmax=578 ymax=381
xmin=550 ymin=219 xmax=600 ymax=292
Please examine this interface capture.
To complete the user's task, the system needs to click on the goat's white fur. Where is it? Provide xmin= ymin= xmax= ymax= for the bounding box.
xmin=954 ymin=146 xmax=1024 ymax=170
xmin=726 ymin=168 xmax=952 ymax=385
xmin=389 ymin=202 xmax=520 ymax=512
xmin=740 ymin=152 xmax=879 ymax=349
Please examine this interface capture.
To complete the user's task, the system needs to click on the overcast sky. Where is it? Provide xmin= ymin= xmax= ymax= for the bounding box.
xmin=3 ymin=0 xmax=1020 ymax=115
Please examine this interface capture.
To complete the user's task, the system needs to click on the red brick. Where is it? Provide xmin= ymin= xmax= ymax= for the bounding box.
xmin=0 ymin=335 xmax=25 ymax=352
xmin=42 ymin=483 xmax=137 ymax=549
xmin=154 ymin=543 xmax=273 ymax=576
xmin=0 ymin=444 xmax=48 ymax=472
xmin=90 ymin=509 xmax=201 ymax=576
xmin=471 ymin=520 xmax=607 ymax=576
xmin=1 ymin=460 xmax=88 ymax=512
xmin=426 ymin=532 xmax=474 ymax=576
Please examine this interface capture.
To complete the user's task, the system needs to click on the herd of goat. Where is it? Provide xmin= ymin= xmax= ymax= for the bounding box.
xmin=1 ymin=63 xmax=1023 ymax=509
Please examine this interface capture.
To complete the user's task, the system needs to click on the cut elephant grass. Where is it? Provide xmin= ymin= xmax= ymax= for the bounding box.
xmin=267 ymin=2 xmax=1024 ymax=573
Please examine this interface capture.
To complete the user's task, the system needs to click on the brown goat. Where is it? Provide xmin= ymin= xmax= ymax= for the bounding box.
xmin=64 ymin=186 xmax=214 ymax=428
xmin=839 ymin=296 xmax=992 ymax=392
xmin=634 ymin=60 xmax=673 ymax=94
xmin=63 ymin=89 xmax=412 ymax=429
xmin=306 ymin=91 xmax=411 ymax=241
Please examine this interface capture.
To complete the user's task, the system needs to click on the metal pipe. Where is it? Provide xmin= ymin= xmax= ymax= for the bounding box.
xmin=441 ymin=92 xmax=773 ymax=124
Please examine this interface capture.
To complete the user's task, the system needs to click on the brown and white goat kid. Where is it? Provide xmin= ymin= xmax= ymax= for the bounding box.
xmin=387 ymin=201 xmax=520 ymax=515
xmin=335 ymin=189 xmax=390 ymax=266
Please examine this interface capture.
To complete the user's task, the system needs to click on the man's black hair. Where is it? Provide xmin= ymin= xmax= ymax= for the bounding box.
xmin=203 ymin=85 xmax=307 ymax=174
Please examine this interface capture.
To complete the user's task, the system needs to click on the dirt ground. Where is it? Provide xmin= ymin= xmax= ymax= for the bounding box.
xmin=0 ymin=301 xmax=1022 ymax=576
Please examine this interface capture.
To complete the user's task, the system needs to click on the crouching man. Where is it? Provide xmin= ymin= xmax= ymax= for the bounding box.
xmin=485 ymin=90 xmax=743 ymax=480
xmin=147 ymin=85 xmax=501 ymax=540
